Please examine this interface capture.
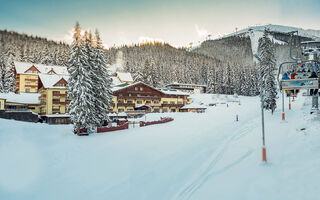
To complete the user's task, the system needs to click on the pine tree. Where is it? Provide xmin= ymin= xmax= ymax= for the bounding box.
xmin=92 ymin=29 xmax=113 ymax=125
xmin=134 ymin=69 xmax=144 ymax=82
xmin=4 ymin=48 xmax=16 ymax=93
xmin=0 ymin=53 xmax=5 ymax=92
xmin=207 ymin=66 xmax=215 ymax=93
xmin=264 ymin=70 xmax=277 ymax=113
xmin=258 ymin=29 xmax=277 ymax=113
xmin=68 ymin=22 xmax=95 ymax=133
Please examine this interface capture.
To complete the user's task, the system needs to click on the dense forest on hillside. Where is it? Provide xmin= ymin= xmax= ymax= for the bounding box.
xmin=0 ymin=30 xmax=70 ymax=66
xmin=0 ymin=29 xmax=279 ymax=96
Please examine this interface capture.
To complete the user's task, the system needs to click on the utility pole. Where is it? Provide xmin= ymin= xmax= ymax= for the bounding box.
xmin=254 ymin=54 xmax=267 ymax=162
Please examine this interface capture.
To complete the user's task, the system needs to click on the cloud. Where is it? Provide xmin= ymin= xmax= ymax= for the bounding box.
xmin=195 ymin=24 xmax=209 ymax=38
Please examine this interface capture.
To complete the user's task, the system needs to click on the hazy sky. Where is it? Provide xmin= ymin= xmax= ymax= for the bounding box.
xmin=0 ymin=0 xmax=319 ymax=47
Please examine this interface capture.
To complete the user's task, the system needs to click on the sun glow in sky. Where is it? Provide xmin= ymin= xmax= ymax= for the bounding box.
xmin=0 ymin=0 xmax=319 ymax=47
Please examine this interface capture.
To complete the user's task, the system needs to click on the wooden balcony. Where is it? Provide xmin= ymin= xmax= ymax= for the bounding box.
xmin=117 ymin=102 xmax=135 ymax=107
xmin=25 ymin=85 xmax=38 ymax=88
xmin=25 ymin=78 xmax=38 ymax=81
xmin=162 ymin=103 xmax=184 ymax=107
xmin=52 ymin=101 xmax=69 ymax=105
xmin=119 ymin=96 xmax=161 ymax=100
xmin=53 ymin=93 xmax=67 ymax=97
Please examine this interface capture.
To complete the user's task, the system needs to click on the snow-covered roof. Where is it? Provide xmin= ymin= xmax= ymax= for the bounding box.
xmin=110 ymin=76 xmax=122 ymax=86
xmin=0 ymin=92 xmax=40 ymax=104
xmin=39 ymin=74 xmax=69 ymax=89
xmin=108 ymin=112 xmax=127 ymax=117
xmin=159 ymin=89 xmax=190 ymax=96
xmin=116 ymin=72 xmax=133 ymax=82
xmin=181 ymin=102 xmax=207 ymax=109
xmin=45 ymin=114 xmax=71 ymax=118
xmin=167 ymin=82 xmax=207 ymax=87
xmin=14 ymin=61 xmax=68 ymax=75
xmin=111 ymin=82 xmax=190 ymax=97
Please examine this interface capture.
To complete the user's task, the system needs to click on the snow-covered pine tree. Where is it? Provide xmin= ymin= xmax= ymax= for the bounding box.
xmin=92 ymin=29 xmax=113 ymax=125
xmin=68 ymin=22 xmax=96 ymax=133
xmin=4 ymin=48 xmax=16 ymax=93
xmin=134 ymin=69 xmax=144 ymax=83
xmin=40 ymin=44 xmax=52 ymax=65
xmin=258 ymin=29 xmax=277 ymax=113
xmin=264 ymin=70 xmax=277 ymax=113
xmin=0 ymin=53 xmax=4 ymax=92
xmin=207 ymin=65 xmax=215 ymax=93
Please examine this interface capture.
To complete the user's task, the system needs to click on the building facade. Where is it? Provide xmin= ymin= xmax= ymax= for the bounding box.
xmin=38 ymin=74 xmax=70 ymax=124
xmin=112 ymin=82 xmax=189 ymax=113
xmin=14 ymin=61 xmax=68 ymax=93
xmin=166 ymin=83 xmax=207 ymax=94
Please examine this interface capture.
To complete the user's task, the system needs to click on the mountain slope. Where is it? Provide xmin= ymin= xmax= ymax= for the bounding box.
xmin=192 ymin=24 xmax=320 ymax=65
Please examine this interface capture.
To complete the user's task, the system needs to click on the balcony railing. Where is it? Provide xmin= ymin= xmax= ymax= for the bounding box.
xmin=117 ymin=102 xmax=135 ymax=107
xmin=52 ymin=101 xmax=69 ymax=105
xmin=162 ymin=103 xmax=184 ymax=107
xmin=53 ymin=93 xmax=67 ymax=97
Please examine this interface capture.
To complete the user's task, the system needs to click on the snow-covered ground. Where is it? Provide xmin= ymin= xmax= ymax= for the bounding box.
xmin=1 ymin=93 xmax=320 ymax=200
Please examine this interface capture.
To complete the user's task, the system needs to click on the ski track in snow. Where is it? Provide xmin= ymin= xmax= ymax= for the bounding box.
xmin=174 ymin=118 xmax=258 ymax=200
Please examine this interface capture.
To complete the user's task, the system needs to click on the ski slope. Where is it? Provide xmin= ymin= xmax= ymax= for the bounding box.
xmin=1 ymin=94 xmax=320 ymax=200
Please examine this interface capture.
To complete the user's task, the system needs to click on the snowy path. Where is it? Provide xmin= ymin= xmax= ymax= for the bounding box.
xmin=1 ymin=95 xmax=320 ymax=200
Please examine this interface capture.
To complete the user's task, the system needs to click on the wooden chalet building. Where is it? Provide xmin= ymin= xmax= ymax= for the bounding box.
xmin=112 ymin=82 xmax=190 ymax=113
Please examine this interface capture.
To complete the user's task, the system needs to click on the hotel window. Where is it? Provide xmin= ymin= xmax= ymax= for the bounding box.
xmin=154 ymin=100 xmax=159 ymax=104
xmin=118 ymin=109 xmax=124 ymax=112
xmin=129 ymin=93 xmax=131 ymax=97
xmin=170 ymin=101 xmax=175 ymax=104
xmin=146 ymin=101 xmax=151 ymax=104
xmin=26 ymin=89 xmax=30 ymax=93
xmin=162 ymin=108 xmax=167 ymax=113
xmin=135 ymin=87 xmax=138 ymax=91
xmin=140 ymin=87 xmax=143 ymax=91
xmin=171 ymin=109 xmax=176 ymax=112
xmin=137 ymin=100 xmax=142 ymax=104
xmin=163 ymin=101 xmax=168 ymax=104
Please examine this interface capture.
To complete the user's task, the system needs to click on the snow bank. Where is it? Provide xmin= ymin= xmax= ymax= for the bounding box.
xmin=1 ymin=94 xmax=320 ymax=200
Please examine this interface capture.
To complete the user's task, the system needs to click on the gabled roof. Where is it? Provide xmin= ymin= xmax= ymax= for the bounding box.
xmin=110 ymin=76 xmax=122 ymax=86
xmin=0 ymin=92 xmax=40 ymax=104
xmin=116 ymin=72 xmax=133 ymax=82
xmin=24 ymin=65 xmax=41 ymax=73
xmin=39 ymin=74 xmax=69 ymax=89
xmin=112 ymin=82 xmax=165 ymax=94
xmin=14 ymin=61 xmax=68 ymax=75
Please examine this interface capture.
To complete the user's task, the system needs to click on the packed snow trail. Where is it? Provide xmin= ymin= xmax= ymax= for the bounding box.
xmin=1 ymin=95 xmax=320 ymax=200
xmin=175 ymin=118 xmax=258 ymax=200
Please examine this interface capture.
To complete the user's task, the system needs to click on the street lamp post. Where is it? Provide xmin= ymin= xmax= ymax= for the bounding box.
xmin=254 ymin=54 xmax=267 ymax=162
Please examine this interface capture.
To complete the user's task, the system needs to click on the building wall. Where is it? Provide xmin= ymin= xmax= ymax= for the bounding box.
xmin=0 ymin=99 xmax=5 ymax=110
xmin=17 ymin=74 xmax=39 ymax=93
xmin=111 ymin=83 xmax=189 ymax=113
xmin=39 ymin=88 xmax=68 ymax=115
xmin=5 ymin=102 xmax=39 ymax=113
